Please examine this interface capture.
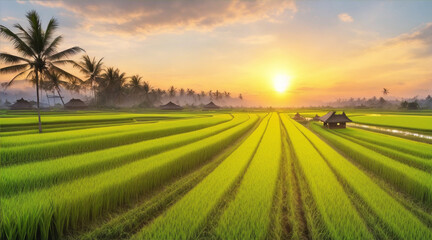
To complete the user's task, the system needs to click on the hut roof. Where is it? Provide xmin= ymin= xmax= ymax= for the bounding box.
xmin=319 ymin=111 xmax=352 ymax=123
xmin=160 ymin=101 xmax=183 ymax=110
xmin=292 ymin=112 xmax=305 ymax=120
xmin=203 ymin=101 xmax=220 ymax=109
xmin=10 ymin=98 xmax=33 ymax=110
xmin=64 ymin=98 xmax=87 ymax=109
xmin=312 ymin=114 xmax=320 ymax=120
xmin=295 ymin=112 xmax=301 ymax=117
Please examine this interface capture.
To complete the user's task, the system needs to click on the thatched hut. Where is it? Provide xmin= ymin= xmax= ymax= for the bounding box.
xmin=319 ymin=111 xmax=352 ymax=129
xmin=64 ymin=98 xmax=87 ymax=110
xmin=160 ymin=101 xmax=183 ymax=110
xmin=203 ymin=101 xmax=220 ymax=110
xmin=10 ymin=98 xmax=33 ymax=110
xmin=312 ymin=114 xmax=320 ymax=121
xmin=292 ymin=112 xmax=305 ymax=121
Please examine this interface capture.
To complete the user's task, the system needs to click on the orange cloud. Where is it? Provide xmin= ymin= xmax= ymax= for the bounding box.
xmin=30 ymin=0 xmax=297 ymax=36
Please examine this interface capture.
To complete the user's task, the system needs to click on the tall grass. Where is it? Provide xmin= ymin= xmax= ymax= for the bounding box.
xmin=310 ymin=123 xmax=432 ymax=205
xmin=0 ymin=115 xmax=231 ymax=165
xmin=213 ymin=113 xmax=282 ymax=239
xmin=351 ymin=115 xmax=432 ymax=131
xmin=0 ymin=114 xmax=252 ymax=197
xmin=281 ymin=115 xmax=372 ymax=239
xmin=0 ymin=115 xmax=257 ymax=240
xmin=292 ymin=120 xmax=432 ymax=239
xmin=136 ymin=114 xmax=270 ymax=239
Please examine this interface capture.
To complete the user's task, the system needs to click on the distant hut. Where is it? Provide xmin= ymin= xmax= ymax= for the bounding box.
xmin=64 ymin=98 xmax=87 ymax=110
xmin=319 ymin=111 xmax=352 ymax=129
xmin=160 ymin=101 xmax=183 ymax=110
xmin=292 ymin=112 xmax=305 ymax=121
xmin=312 ymin=114 xmax=320 ymax=121
xmin=10 ymin=98 xmax=33 ymax=110
xmin=203 ymin=101 xmax=220 ymax=110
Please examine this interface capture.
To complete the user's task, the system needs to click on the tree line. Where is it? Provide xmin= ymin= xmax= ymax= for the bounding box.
xmin=0 ymin=10 xmax=243 ymax=132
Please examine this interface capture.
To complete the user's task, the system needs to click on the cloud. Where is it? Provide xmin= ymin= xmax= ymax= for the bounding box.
xmin=384 ymin=22 xmax=432 ymax=58
xmin=1 ymin=16 xmax=19 ymax=22
xmin=29 ymin=0 xmax=296 ymax=36
xmin=338 ymin=13 xmax=353 ymax=23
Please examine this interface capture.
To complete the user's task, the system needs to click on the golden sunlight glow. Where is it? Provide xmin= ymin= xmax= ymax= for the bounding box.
xmin=273 ymin=74 xmax=290 ymax=93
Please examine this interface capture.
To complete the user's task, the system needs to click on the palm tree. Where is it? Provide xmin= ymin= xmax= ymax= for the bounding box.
xmin=73 ymin=55 xmax=104 ymax=100
xmin=40 ymin=71 xmax=69 ymax=105
xmin=168 ymin=86 xmax=176 ymax=98
xmin=0 ymin=10 xmax=83 ymax=133
xmin=97 ymin=67 xmax=127 ymax=106
xmin=128 ymin=75 xmax=142 ymax=95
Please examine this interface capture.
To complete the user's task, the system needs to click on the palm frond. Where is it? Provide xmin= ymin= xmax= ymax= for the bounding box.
xmin=47 ymin=46 xmax=84 ymax=61
xmin=43 ymin=35 xmax=62 ymax=56
xmin=43 ymin=17 xmax=59 ymax=47
xmin=0 ymin=53 xmax=31 ymax=64
xmin=26 ymin=10 xmax=44 ymax=54
xmin=50 ymin=64 xmax=83 ymax=83
xmin=0 ymin=25 xmax=35 ymax=57
xmin=13 ymin=23 xmax=33 ymax=44
xmin=0 ymin=63 xmax=30 ymax=74
xmin=51 ymin=59 xmax=77 ymax=66
xmin=4 ymin=68 xmax=33 ymax=88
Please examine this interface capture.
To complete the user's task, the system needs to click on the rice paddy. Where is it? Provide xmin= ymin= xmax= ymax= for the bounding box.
xmin=0 ymin=110 xmax=431 ymax=239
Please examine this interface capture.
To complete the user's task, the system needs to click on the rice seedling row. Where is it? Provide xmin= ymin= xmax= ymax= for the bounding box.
xmin=0 ymin=114 xmax=252 ymax=197
xmin=213 ymin=113 xmax=282 ymax=239
xmin=310 ymin=123 xmax=432 ymax=205
xmin=333 ymin=126 xmax=432 ymax=159
xmin=331 ymin=130 xmax=432 ymax=172
xmin=1 ymin=114 xmax=230 ymax=147
xmin=0 ymin=114 xmax=232 ymax=165
xmin=79 ymin=115 xmax=265 ymax=240
xmin=293 ymin=119 xmax=432 ymax=239
xmin=281 ymin=115 xmax=373 ymax=239
xmin=0 ymin=114 xmax=257 ymax=240
xmin=136 ymin=114 xmax=270 ymax=239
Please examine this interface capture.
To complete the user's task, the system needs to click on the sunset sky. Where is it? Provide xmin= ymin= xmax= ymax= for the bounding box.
xmin=1 ymin=0 xmax=432 ymax=107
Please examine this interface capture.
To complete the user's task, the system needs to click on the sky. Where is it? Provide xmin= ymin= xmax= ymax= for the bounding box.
xmin=1 ymin=0 xmax=432 ymax=107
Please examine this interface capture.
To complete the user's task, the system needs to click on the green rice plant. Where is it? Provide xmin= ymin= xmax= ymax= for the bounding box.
xmin=1 ymin=114 xmax=224 ymax=147
xmin=0 ymin=115 xmax=232 ymax=165
xmin=351 ymin=114 xmax=432 ymax=131
xmin=293 ymin=120 xmax=432 ymax=239
xmin=0 ymin=114 xmax=252 ymax=197
xmin=310 ymin=123 xmax=432 ymax=204
xmin=80 ymin=115 xmax=262 ymax=240
xmin=334 ymin=127 xmax=432 ymax=159
xmin=331 ymin=130 xmax=432 ymax=172
xmin=0 ymin=113 xmax=196 ymax=127
xmin=213 ymin=113 xmax=281 ymax=239
xmin=135 ymin=114 xmax=270 ymax=240
xmin=0 ymin=115 xmax=257 ymax=240
xmin=281 ymin=115 xmax=372 ymax=239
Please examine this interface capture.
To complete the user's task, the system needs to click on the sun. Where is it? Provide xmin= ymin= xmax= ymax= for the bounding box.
xmin=273 ymin=74 xmax=290 ymax=93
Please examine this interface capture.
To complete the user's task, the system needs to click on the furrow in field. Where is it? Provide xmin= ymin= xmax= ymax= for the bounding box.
xmin=280 ymin=119 xmax=309 ymax=240
xmin=331 ymin=130 xmax=432 ymax=172
xmin=77 ymin=115 xmax=265 ymax=240
xmin=0 ymin=114 xmax=232 ymax=165
xmin=212 ymin=113 xmax=281 ymax=240
xmin=293 ymin=120 xmax=432 ymax=239
xmin=134 ymin=114 xmax=270 ymax=240
xmin=310 ymin=123 xmax=432 ymax=205
xmin=0 ymin=114 xmax=251 ymax=197
xmin=281 ymin=115 xmax=372 ymax=239
xmin=0 ymin=115 xmax=258 ymax=240
xmin=333 ymin=127 xmax=432 ymax=159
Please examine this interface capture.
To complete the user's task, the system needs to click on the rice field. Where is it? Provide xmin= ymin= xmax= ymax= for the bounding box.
xmin=0 ymin=110 xmax=431 ymax=239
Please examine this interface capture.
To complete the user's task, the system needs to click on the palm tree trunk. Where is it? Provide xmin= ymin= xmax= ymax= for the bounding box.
xmin=35 ymin=71 xmax=42 ymax=133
